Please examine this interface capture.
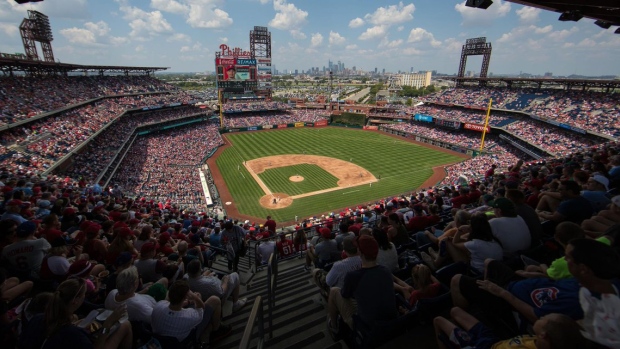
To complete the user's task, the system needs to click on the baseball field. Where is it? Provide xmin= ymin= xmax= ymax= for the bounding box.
xmin=212 ymin=127 xmax=465 ymax=222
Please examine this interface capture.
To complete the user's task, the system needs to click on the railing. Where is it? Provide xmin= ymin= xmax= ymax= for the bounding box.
xmin=266 ymin=251 xmax=278 ymax=339
xmin=239 ymin=296 xmax=265 ymax=349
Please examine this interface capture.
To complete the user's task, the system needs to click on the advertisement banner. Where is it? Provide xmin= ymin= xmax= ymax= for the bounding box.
xmin=305 ymin=122 xmax=314 ymax=127
xmin=363 ymin=125 xmax=379 ymax=130
xmin=257 ymin=74 xmax=272 ymax=80
xmin=236 ymin=58 xmax=256 ymax=65
xmin=463 ymin=123 xmax=491 ymax=133
xmin=570 ymin=126 xmax=586 ymax=134
xmin=248 ymin=126 xmax=257 ymax=131
xmin=294 ymin=122 xmax=305 ymax=128
xmin=258 ymin=82 xmax=272 ymax=87
xmin=228 ymin=128 xmax=240 ymax=133
xmin=559 ymin=123 xmax=571 ymax=130
xmin=257 ymin=58 xmax=271 ymax=64
xmin=216 ymin=58 xmax=236 ymax=66
xmin=167 ymin=102 xmax=182 ymax=107
xmin=314 ymin=120 xmax=328 ymax=127
xmin=258 ymin=66 xmax=272 ymax=71
xmin=263 ymin=125 xmax=273 ymax=129
xmin=278 ymin=124 xmax=288 ymax=129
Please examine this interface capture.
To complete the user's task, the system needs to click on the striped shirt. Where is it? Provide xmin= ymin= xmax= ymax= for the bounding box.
xmin=326 ymin=255 xmax=362 ymax=289
xmin=151 ymin=301 xmax=203 ymax=341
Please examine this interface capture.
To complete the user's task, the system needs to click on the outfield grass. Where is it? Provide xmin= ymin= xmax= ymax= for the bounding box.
xmin=215 ymin=127 xmax=463 ymax=221
xmin=259 ymin=164 xmax=339 ymax=196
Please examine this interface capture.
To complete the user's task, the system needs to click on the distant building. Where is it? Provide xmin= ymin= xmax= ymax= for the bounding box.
xmin=544 ymin=72 xmax=553 ymax=78
xmin=398 ymin=71 xmax=432 ymax=89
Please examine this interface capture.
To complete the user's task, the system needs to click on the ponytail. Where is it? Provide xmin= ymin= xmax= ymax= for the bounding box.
xmin=45 ymin=278 xmax=84 ymax=337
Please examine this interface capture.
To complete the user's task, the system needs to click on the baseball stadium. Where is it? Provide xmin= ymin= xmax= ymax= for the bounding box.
xmin=0 ymin=1 xmax=619 ymax=349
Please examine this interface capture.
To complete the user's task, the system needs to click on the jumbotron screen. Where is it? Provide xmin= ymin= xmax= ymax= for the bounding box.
xmin=215 ymin=45 xmax=257 ymax=89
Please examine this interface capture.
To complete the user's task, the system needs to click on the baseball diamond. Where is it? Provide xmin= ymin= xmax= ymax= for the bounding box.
xmin=211 ymin=127 xmax=465 ymax=222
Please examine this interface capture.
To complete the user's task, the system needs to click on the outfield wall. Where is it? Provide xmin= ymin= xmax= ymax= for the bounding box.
xmin=220 ymin=119 xmax=328 ymax=133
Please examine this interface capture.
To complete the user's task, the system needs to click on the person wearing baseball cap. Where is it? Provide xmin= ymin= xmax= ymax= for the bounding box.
xmin=1 ymin=199 xmax=27 ymax=224
xmin=326 ymin=235 xmax=397 ymax=339
xmin=582 ymin=174 xmax=611 ymax=213
xmin=1 ymin=221 xmax=50 ymax=279
xmin=304 ymin=227 xmax=338 ymax=270
xmin=488 ymin=197 xmax=531 ymax=256
xmin=134 ymin=241 xmax=167 ymax=284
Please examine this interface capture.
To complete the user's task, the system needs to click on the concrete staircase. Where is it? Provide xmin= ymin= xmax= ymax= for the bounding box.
xmin=210 ymin=255 xmax=437 ymax=349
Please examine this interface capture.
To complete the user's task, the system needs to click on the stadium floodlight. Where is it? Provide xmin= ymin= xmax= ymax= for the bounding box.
xmin=594 ymin=20 xmax=612 ymax=29
xmin=465 ymin=0 xmax=493 ymax=9
xmin=558 ymin=10 xmax=583 ymax=22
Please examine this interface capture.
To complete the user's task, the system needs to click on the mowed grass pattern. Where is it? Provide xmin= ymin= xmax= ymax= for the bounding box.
xmin=259 ymin=164 xmax=339 ymax=196
xmin=215 ymin=127 xmax=463 ymax=221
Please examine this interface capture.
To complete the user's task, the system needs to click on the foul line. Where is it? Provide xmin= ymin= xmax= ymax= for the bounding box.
xmin=244 ymin=163 xmax=273 ymax=196
xmin=342 ymin=190 xmax=360 ymax=195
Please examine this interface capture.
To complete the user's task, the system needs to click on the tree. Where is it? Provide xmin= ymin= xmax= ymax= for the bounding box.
xmin=405 ymin=98 xmax=413 ymax=106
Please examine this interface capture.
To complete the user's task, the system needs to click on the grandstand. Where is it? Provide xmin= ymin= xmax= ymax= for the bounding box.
xmin=1 ymin=4 xmax=619 ymax=349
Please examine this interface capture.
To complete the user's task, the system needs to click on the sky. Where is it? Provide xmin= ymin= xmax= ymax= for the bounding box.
xmin=0 ymin=0 xmax=618 ymax=76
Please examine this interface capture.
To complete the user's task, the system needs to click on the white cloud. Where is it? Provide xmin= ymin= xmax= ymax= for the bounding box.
xmin=310 ymin=32 xmax=323 ymax=48
xmin=0 ymin=23 xmax=19 ymax=37
xmin=364 ymin=2 xmax=415 ymax=26
xmin=516 ymin=6 xmax=540 ymax=23
xmin=259 ymin=0 xmax=270 ymax=4
xmin=547 ymin=27 xmax=579 ymax=41
xmin=135 ymin=45 xmax=145 ymax=52
xmin=402 ymin=47 xmax=422 ymax=55
xmin=379 ymin=38 xmax=403 ymax=48
xmin=407 ymin=28 xmax=441 ymax=47
xmin=180 ymin=42 xmax=209 ymax=53
xmin=577 ymin=38 xmax=597 ymax=48
xmin=269 ymin=0 xmax=308 ymax=30
xmin=119 ymin=5 xmax=174 ymax=40
xmin=150 ymin=0 xmax=189 ymax=14
xmin=167 ymin=33 xmax=191 ymax=42
xmin=345 ymin=44 xmax=358 ymax=50
xmin=397 ymin=26 xmax=404 ymax=32
xmin=455 ymin=0 xmax=511 ymax=26
xmin=358 ymin=25 xmax=387 ymax=40
xmin=59 ymin=20 xmax=125 ymax=47
xmin=84 ymin=21 xmax=110 ymax=36
xmin=442 ymin=38 xmax=462 ymax=52
xmin=348 ymin=17 xmax=364 ymax=28
xmin=186 ymin=0 xmax=233 ymax=29
xmin=534 ymin=25 xmax=552 ymax=34
xmin=290 ymin=29 xmax=307 ymax=39
xmin=60 ymin=27 xmax=97 ymax=45
xmin=219 ymin=37 xmax=228 ymax=43
xmin=328 ymin=31 xmax=346 ymax=46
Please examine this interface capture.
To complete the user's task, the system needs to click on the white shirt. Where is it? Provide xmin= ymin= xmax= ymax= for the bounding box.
xmin=105 ymin=290 xmax=157 ymax=324
xmin=376 ymin=244 xmax=399 ymax=272
xmin=464 ymin=239 xmax=504 ymax=273
xmin=151 ymin=301 xmax=204 ymax=341
xmin=257 ymin=241 xmax=276 ymax=264
xmin=489 ymin=216 xmax=531 ymax=255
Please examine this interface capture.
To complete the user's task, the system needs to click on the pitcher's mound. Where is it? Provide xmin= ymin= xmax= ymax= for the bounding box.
xmin=289 ymin=175 xmax=304 ymax=182
xmin=259 ymin=193 xmax=293 ymax=209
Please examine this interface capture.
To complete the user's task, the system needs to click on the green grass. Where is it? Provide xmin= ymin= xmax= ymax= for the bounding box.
xmin=259 ymin=164 xmax=339 ymax=196
xmin=215 ymin=127 xmax=463 ymax=221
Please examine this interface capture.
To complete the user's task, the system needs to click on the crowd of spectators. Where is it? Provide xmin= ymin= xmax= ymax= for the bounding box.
xmin=386 ymin=122 xmax=499 ymax=150
xmin=111 ymin=121 xmax=223 ymax=211
xmin=224 ymin=110 xmax=329 ymax=128
xmin=0 ymin=93 xmax=194 ymax=175
xmin=0 ymin=76 xmax=175 ymax=125
xmin=424 ymin=87 xmax=620 ymax=137
xmin=410 ymin=104 xmax=513 ymax=126
xmin=222 ymin=101 xmax=289 ymax=113
xmin=505 ymin=120 xmax=599 ymax=156
xmin=65 ymin=106 xmax=205 ymax=181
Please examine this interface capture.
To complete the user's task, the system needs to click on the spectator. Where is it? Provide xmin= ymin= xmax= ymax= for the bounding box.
xmin=2 ymin=221 xmax=51 ymax=279
xmin=104 ymin=266 xmax=158 ymax=325
xmin=312 ymin=236 xmax=361 ymax=298
xmin=488 ymin=198 xmax=531 ymax=256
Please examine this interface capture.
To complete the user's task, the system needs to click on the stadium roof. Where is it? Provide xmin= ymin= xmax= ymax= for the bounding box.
xmin=506 ymin=0 xmax=620 ymax=26
xmin=0 ymin=56 xmax=168 ymax=75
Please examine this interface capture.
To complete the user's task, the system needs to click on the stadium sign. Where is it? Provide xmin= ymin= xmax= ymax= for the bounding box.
xmin=219 ymin=44 xmax=251 ymax=58
xmin=314 ymin=120 xmax=328 ymax=127
xmin=236 ymin=58 xmax=256 ymax=65
xmin=248 ymin=126 xmax=257 ymax=131
xmin=263 ymin=125 xmax=273 ymax=129
xmin=278 ymin=124 xmax=288 ymax=129
xmin=294 ymin=122 xmax=305 ymax=128
xmin=257 ymin=58 xmax=271 ymax=64
xmin=463 ymin=123 xmax=490 ymax=133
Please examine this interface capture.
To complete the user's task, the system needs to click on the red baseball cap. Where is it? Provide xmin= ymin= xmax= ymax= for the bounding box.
xmin=354 ymin=235 xmax=379 ymax=260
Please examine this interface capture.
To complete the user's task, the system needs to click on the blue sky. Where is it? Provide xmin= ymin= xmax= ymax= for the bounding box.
xmin=0 ymin=0 xmax=618 ymax=76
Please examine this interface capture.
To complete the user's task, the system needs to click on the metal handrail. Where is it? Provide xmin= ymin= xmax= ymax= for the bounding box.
xmin=239 ymin=295 xmax=265 ymax=349
xmin=266 ymin=253 xmax=275 ymax=339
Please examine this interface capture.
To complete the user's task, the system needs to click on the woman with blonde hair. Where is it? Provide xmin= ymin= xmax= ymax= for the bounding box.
xmin=20 ymin=278 xmax=132 ymax=349
xmin=393 ymin=264 xmax=441 ymax=308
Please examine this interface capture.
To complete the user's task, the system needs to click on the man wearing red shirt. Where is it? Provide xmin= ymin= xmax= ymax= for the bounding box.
xmin=276 ymin=234 xmax=295 ymax=258
xmin=264 ymin=216 xmax=276 ymax=234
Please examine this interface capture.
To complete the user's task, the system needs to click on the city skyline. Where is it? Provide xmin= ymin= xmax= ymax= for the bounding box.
xmin=0 ymin=1 xmax=618 ymax=76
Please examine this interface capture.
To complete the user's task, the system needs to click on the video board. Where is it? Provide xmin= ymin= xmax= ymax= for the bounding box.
xmin=215 ymin=44 xmax=257 ymax=90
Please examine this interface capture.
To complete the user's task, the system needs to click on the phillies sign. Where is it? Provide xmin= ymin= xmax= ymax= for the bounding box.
xmin=464 ymin=123 xmax=491 ymax=133
xmin=219 ymin=44 xmax=251 ymax=57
